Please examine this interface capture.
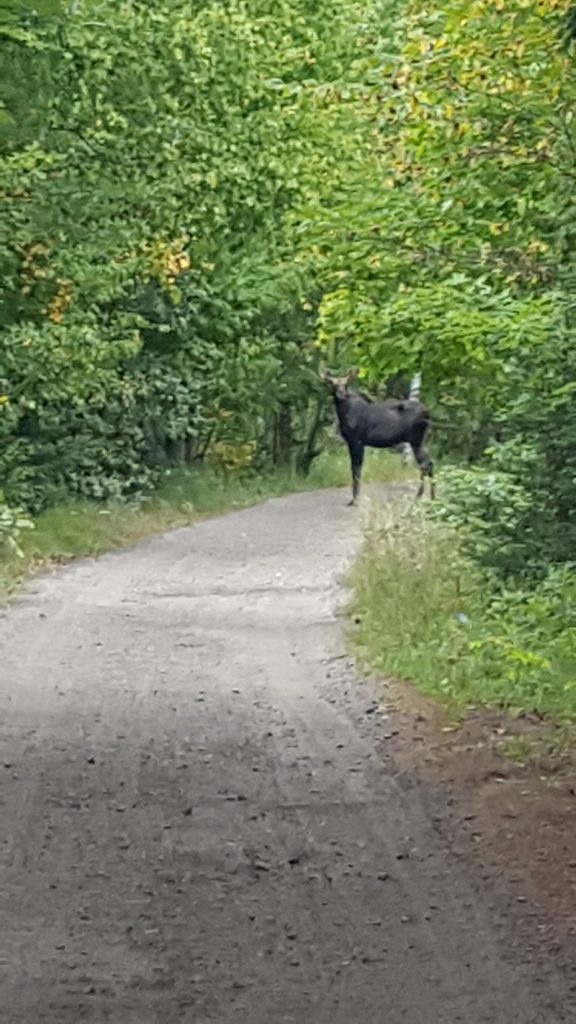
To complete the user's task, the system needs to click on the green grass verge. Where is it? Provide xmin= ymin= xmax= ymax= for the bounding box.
xmin=0 ymin=446 xmax=414 ymax=599
xmin=350 ymin=497 xmax=576 ymax=722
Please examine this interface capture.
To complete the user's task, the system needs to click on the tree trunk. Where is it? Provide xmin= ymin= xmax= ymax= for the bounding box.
xmin=272 ymin=404 xmax=293 ymax=466
xmin=296 ymin=396 xmax=327 ymax=476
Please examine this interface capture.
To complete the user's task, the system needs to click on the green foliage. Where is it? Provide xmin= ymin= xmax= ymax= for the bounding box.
xmin=465 ymin=565 xmax=576 ymax=718
xmin=0 ymin=0 xmax=63 ymax=149
xmin=430 ymin=459 xmax=539 ymax=578
xmin=1 ymin=0 xmax=378 ymax=511
xmin=0 ymin=492 xmax=33 ymax=556
xmin=497 ymin=330 xmax=576 ymax=569
xmin=291 ymin=0 xmax=576 ymax=725
xmin=295 ymin=0 xmax=576 ymax=442
xmin=351 ymin=502 xmax=576 ymax=721
xmin=351 ymin=502 xmax=478 ymax=697
xmin=431 ymin=322 xmax=576 ymax=576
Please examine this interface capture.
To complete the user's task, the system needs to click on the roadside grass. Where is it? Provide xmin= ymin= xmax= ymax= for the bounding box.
xmin=349 ymin=497 xmax=576 ymax=724
xmin=0 ymin=445 xmax=415 ymax=599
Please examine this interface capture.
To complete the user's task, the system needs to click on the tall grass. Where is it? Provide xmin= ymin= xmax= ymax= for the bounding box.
xmin=350 ymin=500 xmax=478 ymax=703
xmin=350 ymin=498 xmax=576 ymax=722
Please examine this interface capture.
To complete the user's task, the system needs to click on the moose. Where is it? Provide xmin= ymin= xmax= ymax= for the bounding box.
xmin=323 ymin=369 xmax=434 ymax=505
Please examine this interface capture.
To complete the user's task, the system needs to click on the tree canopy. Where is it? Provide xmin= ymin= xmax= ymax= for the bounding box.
xmin=2 ymin=0 xmax=576 ymax=576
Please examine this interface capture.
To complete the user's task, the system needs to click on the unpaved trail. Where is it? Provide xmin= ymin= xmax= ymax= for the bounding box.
xmin=0 ymin=487 xmax=568 ymax=1022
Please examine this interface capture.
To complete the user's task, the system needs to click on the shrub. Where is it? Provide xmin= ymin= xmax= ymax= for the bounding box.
xmin=0 ymin=494 xmax=34 ymax=557
xmin=351 ymin=500 xmax=576 ymax=721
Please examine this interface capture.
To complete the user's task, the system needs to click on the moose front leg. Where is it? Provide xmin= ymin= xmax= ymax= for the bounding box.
xmin=348 ymin=442 xmax=364 ymax=506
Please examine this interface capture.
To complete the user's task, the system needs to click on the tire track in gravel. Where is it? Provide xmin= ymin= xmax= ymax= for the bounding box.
xmin=0 ymin=486 xmax=569 ymax=1022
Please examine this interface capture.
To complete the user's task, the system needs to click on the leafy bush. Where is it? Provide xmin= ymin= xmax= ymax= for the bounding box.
xmin=464 ymin=565 xmax=576 ymax=718
xmin=431 ymin=328 xmax=576 ymax=581
xmin=0 ymin=0 xmax=356 ymax=512
xmin=0 ymin=494 xmax=33 ymax=557
xmin=430 ymin=462 xmax=534 ymax=577
xmin=351 ymin=502 xmax=576 ymax=721
xmin=430 ymin=444 xmax=554 ymax=579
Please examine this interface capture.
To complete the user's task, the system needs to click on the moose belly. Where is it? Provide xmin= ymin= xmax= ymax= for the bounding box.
xmin=364 ymin=425 xmax=406 ymax=448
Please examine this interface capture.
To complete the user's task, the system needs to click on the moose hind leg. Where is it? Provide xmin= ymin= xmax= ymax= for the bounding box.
xmin=348 ymin=442 xmax=364 ymax=506
xmin=411 ymin=443 xmax=434 ymax=500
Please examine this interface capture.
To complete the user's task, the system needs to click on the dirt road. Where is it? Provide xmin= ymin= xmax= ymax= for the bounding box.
xmin=0 ymin=487 xmax=568 ymax=1022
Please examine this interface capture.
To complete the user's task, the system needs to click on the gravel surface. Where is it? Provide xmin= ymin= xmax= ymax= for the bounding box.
xmin=0 ymin=487 xmax=566 ymax=1022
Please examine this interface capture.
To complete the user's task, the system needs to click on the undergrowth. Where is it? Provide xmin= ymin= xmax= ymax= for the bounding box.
xmin=350 ymin=498 xmax=576 ymax=722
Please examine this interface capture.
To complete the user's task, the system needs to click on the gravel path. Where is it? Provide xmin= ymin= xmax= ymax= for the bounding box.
xmin=0 ymin=487 xmax=564 ymax=1022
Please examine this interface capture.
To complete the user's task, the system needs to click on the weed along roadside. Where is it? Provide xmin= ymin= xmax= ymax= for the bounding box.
xmin=350 ymin=492 xmax=576 ymax=725
xmin=348 ymin=488 xmax=576 ymax=983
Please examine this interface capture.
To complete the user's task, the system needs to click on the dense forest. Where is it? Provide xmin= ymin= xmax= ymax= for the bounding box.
xmin=2 ymin=0 xmax=576 ymax=714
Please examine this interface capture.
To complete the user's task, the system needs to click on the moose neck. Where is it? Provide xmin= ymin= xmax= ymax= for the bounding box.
xmin=332 ymin=391 xmax=356 ymax=429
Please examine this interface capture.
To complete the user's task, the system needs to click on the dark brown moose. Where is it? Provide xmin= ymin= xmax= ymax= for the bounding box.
xmin=323 ymin=369 xmax=435 ymax=505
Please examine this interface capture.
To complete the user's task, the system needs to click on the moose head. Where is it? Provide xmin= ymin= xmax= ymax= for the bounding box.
xmin=321 ymin=368 xmax=359 ymax=400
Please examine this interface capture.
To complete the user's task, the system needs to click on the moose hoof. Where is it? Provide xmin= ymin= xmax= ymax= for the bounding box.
xmin=347 ymin=499 xmax=357 ymax=507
